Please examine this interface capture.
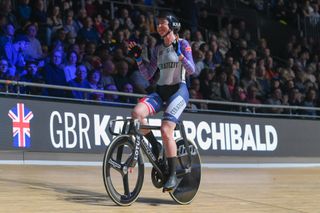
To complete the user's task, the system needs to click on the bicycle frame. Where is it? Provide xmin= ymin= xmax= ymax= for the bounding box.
xmin=108 ymin=119 xmax=192 ymax=179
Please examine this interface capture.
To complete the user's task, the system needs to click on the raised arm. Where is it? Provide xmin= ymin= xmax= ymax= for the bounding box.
xmin=137 ymin=45 xmax=159 ymax=80
xmin=128 ymin=41 xmax=158 ymax=80
xmin=179 ymin=39 xmax=195 ymax=75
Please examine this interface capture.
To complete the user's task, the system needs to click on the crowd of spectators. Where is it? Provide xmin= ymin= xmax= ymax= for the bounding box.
xmin=0 ymin=0 xmax=319 ymax=116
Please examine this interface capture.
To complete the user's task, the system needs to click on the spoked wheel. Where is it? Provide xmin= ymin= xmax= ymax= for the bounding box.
xmin=102 ymin=135 xmax=144 ymax=206
xmin=169 ymin=138 xmax=201 ymax=205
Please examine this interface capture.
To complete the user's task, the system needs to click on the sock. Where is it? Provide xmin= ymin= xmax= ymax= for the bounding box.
xmin=145 ymin=131 xmax=160 ymax=157
xmin=167 ymin=157 xmax=177 ymax=176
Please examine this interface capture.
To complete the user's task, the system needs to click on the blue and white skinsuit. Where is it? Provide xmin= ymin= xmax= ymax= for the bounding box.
xmin=138 ymin=39 xmax=196 ymax=123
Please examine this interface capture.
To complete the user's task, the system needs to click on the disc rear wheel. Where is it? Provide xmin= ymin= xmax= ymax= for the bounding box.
xmin=169 ymin=139 xmax=201 ymax=205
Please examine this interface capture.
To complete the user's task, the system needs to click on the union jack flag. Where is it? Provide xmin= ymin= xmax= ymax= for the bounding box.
xmin=8 ymin=103 xmax=34 ymax=148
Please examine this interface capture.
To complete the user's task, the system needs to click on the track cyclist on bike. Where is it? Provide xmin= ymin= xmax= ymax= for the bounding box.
xmin=128 ymin=11 xmax=195 ymax=192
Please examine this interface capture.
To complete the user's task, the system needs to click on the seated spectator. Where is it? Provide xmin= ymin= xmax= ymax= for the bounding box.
xmin=193 ymin=49 xmax=205 ymax=77
xmin=64 ymin=50 xmax=78 ymax=82
xmin=247 ymin=85 xmax=261 ymax=104
xmin=0 ymin=58 xmax=12 ymax=92
xmin=12 ymin=34 xmax=30 ymax=77
xmin=94 ymin=14 xmax=106 ymax=37
xmin=190 ymin=77 xmax=208 ymax=109
xmin=63 ymin=14 xmax=78 ymax=39
xmin=129 ymin=69 xmax=151 ymax=94
xmin=68 ymin=64 xmax=90 ymax=99
xmin=265 ymin=88 xmax=284 ymax=114
xmin=120 ymin=82 xmax=136 ymax=104
xmin=255 ymin=64 xmax=270 ymax=100
xmin=199 ymin=68 xmax=214 ymax=99
xmin=105 ymin=83 xmax=119 ymax=102
xmin=288 ymin=87 xmax=303 ymax=115
xmin=77 ymin=17 xmax=100 ymax=43
xmin=87 ymin=69 xmax=104 ymax=101
xmin=30 ymin=0 xmax=48 ymax=42
xmin=226 ymin=74 xmax=237 ymax=97
xmin=0 ymin=58 xmax=10 ymax=78
xmin=302 ymin=88 xmax=317 ymax=116
xmin=24 ymin=23 xmax=43 ymax=60
xmin=210 ymin=40 xmax=224 ymax=66
xmin=19 ymin=59 xmax=45 ymax=95
xmin=209 ymin=71 xmax=232 ymax=102
xmin=114 ymin=60 xmax=130 ymax=92
xmin=203 ymin=50 xmax=215 ymax=70
xmin=16 ymin=0 xmax=32 ymax=26
xmin=0 ymin=23 xmax=16 ymax=74
xmin=46 ymin=5 xmax=63 ymax=45
xmin=43 ymin=50 xmax=70 ymax=97
xmin=100 ymin=60 xmax=116 ymax=88
xmin=187 ymin=88 xmax=199 ymax=112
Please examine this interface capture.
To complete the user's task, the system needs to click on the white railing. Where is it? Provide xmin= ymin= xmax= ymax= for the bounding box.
xmin=1 ymin=79 xmax=320 ymax=119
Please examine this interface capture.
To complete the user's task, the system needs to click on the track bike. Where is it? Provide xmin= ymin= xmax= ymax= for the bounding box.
xmin=102 ymin=118 xmax=201 ymax=206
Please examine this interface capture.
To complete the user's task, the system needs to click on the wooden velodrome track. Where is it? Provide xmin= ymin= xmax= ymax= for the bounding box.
xmin=0 ymin=161 xmax=320 ymax=213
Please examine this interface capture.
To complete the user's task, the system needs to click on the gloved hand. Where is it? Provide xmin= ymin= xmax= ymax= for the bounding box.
xmin=172 ymin=39 xmax=182 ymax=57
xmin=128 ymin=41 xmax=142 ymax=63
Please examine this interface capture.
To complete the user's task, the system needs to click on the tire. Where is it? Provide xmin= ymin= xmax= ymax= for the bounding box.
xmin=169 ymin=138 xmax=201 ymax=205
xmin=102 ymin=135 xmax=144 ymax=206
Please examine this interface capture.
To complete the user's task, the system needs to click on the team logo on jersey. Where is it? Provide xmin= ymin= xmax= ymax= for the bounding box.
xmin=8 ymin=103 xmax=34 ymax=148
xmin=185 ymin=46 xmax=192 ymax=52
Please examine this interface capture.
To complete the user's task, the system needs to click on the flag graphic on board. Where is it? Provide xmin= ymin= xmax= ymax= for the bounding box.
xmin=8 ymin=103 xmax=34 ymax=148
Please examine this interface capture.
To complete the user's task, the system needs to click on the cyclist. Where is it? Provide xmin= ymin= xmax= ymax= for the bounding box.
xmin=128 ymin=11 xmax=195 ymax=191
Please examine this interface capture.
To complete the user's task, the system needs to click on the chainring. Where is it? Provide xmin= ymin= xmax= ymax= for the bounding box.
xmin=151 ymin=160 xmax=167 ymax=188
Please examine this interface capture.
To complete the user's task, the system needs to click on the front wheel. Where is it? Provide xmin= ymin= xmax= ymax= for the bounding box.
xmin=169 ymin=138 xmax=201 ymax=205
xmin=102 ymin=135 xmax=144 ymax=206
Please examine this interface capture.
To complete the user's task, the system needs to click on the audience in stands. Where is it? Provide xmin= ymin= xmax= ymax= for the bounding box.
xmin=0 ymin=0 xmax=319 ymax=116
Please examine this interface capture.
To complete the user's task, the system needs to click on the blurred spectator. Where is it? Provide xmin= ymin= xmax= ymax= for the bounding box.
xmin=94 ymin=14 xmax=106 ymax=37
xmin=63 ymin=14 xmax=78 ymax=39
xmin=16 ymin=0 xmax=32 ymax=26
xmin=77 ymin=17 xmax=100 ymax=43
xmin=64 ymin=50 xmax=78 ymax=82
xmin=31 ymin=0 xmax=48 ymax=43
xmin=43 ymin=50 xmax=69 ymax=97
xmin=68 ymin=64 xmax=90 ymax=99
xmin=203 ymin=50 xmax=215 ymax=70
xmin=190 ymin=77 xmax=207 ymax=109
xmin=114 ymin=60 xmax=130 ymax=91
xmin=87 ymin=69 xmax=104 ymax=101
xmin=265 ymin=88 xmax=284 ymax=114
xmin=210 ymin=40 xmax=224 ymax=66
xmin=0 ymin=0 xmax=18 ymax=28
xmin=187 ymin=88 xmax=199 ymax=111
xmin=46 ymin=5 xmax=63 ymax=45
xmin=129 ymin=69 xmax=151 ymax=94
xmin=0 ymin=0 xmax=320 ymax=117
xmin=209 ymin=71 xmax=232 ymax=102
xmin=0 ymin=23 xmax=16 ymax=71
xmin=24 ymin=23 xmax=43 ymax=60
xmin=302 ymin=88 xmax=317 ymax=116
xmin=19 ymin=59 xmax=45 ymax=95
xmin=100 ymin=60 xmax=116 ymax=88
xmin=0 ymin=58 xmax=12 ymax=92
xmin=199 ymin=68 xmax=214 ymax=99
xmin=120 ymin=82 xmax=137 ymax=104
xmin=288 ymin=87 xmax=303 ymax=113
xmin=191 ymin=31 xmax=205 ymax=48
xmin=193 ymin=49 xmax=205 ymax=77
xmin=105 ymin=83 xmax=119 ymax=102
xmin=247 ymin=85 xmax=261 ymax=104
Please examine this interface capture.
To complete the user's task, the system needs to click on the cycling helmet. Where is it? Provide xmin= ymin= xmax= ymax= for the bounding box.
xmin=158 ymin=11 xmax=181 ymax=34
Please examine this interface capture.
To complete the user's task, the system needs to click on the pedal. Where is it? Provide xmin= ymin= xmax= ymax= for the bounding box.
xmin=162 ymin=187 xmax=174 ymax=193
